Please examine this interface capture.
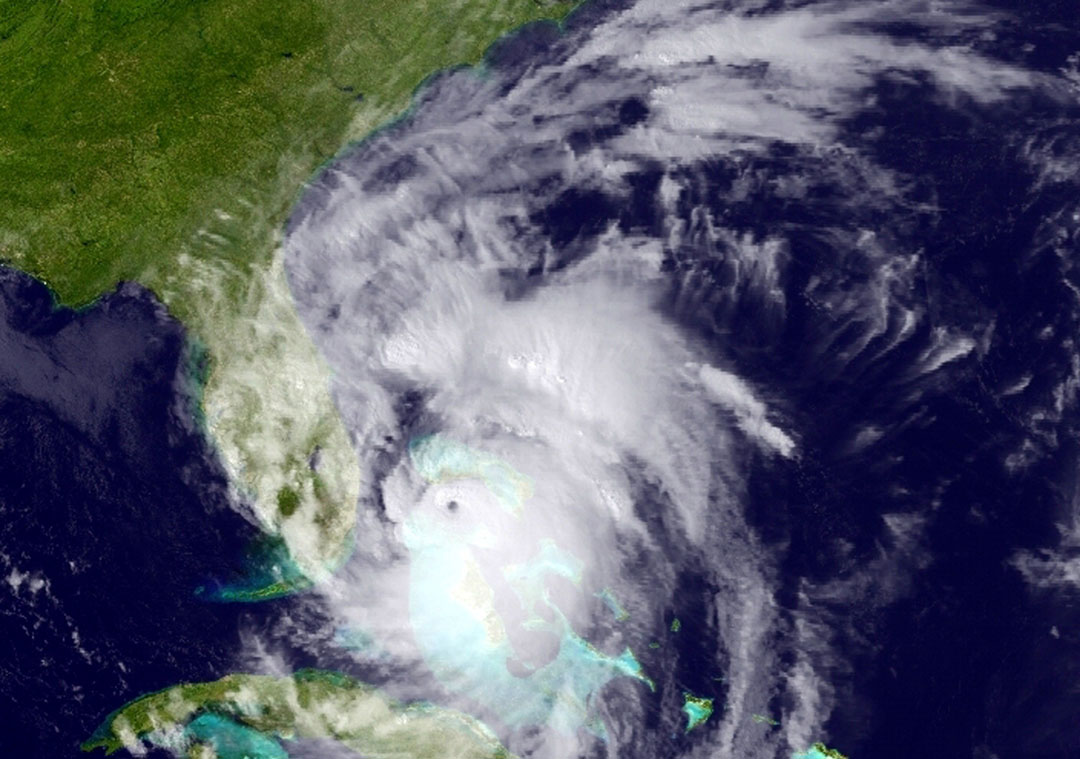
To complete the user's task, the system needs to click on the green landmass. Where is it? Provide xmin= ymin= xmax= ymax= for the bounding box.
xmin=681 ymin=692 xmax=712 ymax=732
xmin=82 ymin=669 xmax=513 ymax=758
xmin=792 ymin=742 xmax=850 ymax=759
xmin=0 ymin=0 xmax=577 ymax=590
xmin=752 ymin=713 xmax=779 ymax=726
xmin=0 ymin=0 xmax=576 ymax=306
xmin=670 ymin=618 xmax=681 ymax=632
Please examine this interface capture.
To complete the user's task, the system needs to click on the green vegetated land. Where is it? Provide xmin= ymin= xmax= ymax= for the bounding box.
xmin=83 ymin=669 xmax=512 ymax=758
xmin=0 ymin=0 xmax=577 ymax=589
xmin=0 ymin=0 xmax=574 ymax=306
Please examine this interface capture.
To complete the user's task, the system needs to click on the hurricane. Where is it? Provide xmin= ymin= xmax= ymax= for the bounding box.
xmin=223 ymin=0 xmax=1080 ymax=756
xmin=11 ymin=0 xmax=1075 ymax=756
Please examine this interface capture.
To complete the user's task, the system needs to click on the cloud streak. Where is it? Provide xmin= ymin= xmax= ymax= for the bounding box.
xmin=270 ymin=0 xmax=1078 ymax=755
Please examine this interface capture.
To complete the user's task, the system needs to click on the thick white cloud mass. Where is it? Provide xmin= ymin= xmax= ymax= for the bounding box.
xmin=262 ymin=0 xmax=1080 ymax=756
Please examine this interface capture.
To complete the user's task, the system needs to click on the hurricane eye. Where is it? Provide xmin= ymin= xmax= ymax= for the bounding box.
xmin=446 ymin=500 xmax=460 ymax=513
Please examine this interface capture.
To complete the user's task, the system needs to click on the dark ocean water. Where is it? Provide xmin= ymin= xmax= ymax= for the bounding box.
xmin=298 ymin=2 xmax=1080 ymax=754
xmin=682 ymin=55 xmax=1080 ymax=758
xmin=0 ymin=269 xmax=292 ymax=757
xmin=3 ymin=1 xmax=1080 ymax=757
xmin=284 ymin=0 xmax=1080 ymax=754
xmin=719 ymin=138 xmax=1080 ymax=752
xmin=651 ymin=74 xmax=1080 ymax=759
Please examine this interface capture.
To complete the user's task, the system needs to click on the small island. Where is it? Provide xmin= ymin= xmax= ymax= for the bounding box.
xmin=681 ymin=692 xmax=713 ymax=732
xmin=793 ymin=742 xmax=850 ymax=759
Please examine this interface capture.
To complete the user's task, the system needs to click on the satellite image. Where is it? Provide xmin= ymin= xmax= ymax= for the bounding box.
xmin=1 ymin=0 xmax=1078 ymax=757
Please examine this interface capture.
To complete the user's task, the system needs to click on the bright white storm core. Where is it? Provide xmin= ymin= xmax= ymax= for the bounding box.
xmin=270 ymin=0 xmax=1080 ymax=757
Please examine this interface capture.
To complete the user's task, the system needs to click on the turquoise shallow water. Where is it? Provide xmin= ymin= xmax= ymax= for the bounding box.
xmin=197 ymin=534 xmax=312 ymax=602
xmin=792 ymin=745 xmax=839 ymax=759
xmin=681 ymin=693 xmax=713 ymax=732
xmin=182 ymin=713 xmax=289 ymax=759
xmin=401 ymin=434 xmax=652 ymax=737
xmin=595 ymin=587 xmax=629 ymax=621
xmin=409 ymin=434 xmax=534 ymax=513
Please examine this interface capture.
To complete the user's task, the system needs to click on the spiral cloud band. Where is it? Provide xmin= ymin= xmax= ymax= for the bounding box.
xmin=274 ymin=0 xmax=1079 ymax=756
